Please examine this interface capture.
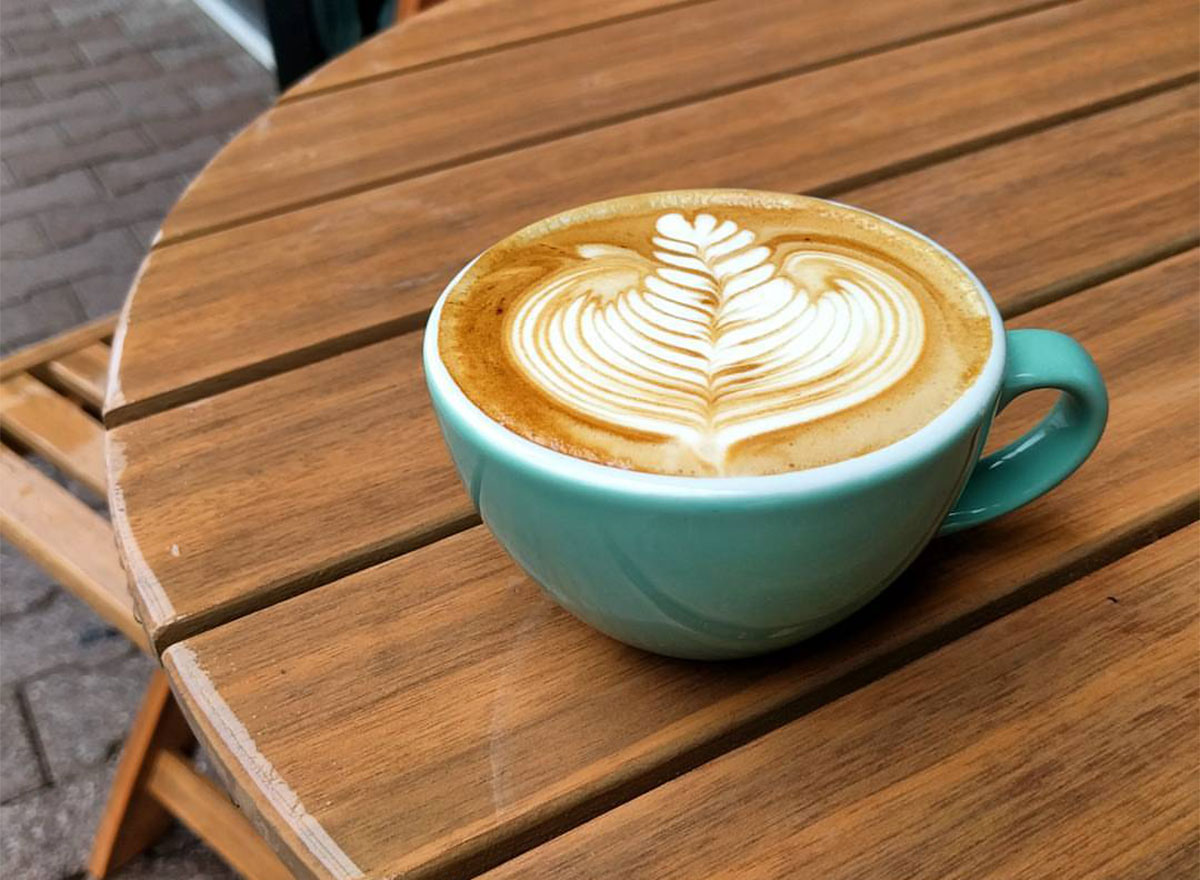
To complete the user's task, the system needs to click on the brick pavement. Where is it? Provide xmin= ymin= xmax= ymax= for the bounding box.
xmin=1 ymin=0 xmax=274 ymax=351
xmin=1 ymin=0 xmax=275 ymax=876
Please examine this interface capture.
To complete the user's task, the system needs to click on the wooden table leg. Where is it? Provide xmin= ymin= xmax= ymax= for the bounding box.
xmin=88 ymin=669 xmax=194 ymax=877
xmin=88 ymin=668 xmax=296 ymax=879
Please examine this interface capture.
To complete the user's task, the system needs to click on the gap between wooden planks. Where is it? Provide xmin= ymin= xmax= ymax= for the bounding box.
xmin=153 ymin=0 xmax=1077 ymax=243
xmin=161 ymin=249 xmax=1198 ymax=879
xmin=480 ymin=524 xmax=1200 ymax=880
xmin=106 ymin=0 xmax=1198 ymax=425
xmin=282 ymin=0 xmax=711 ymax=101
xmin=109 ymin=84 xmax=1200 ymax=654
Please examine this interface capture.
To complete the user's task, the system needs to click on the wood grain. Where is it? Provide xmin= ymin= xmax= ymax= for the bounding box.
xmin=108 ymin=0 xmax=1198 ymax=423
xmin=0 ymin=448 xmax=147 ymax=651
xmin=42 ymin=342 xmax=110 ymax=410
xmin=0 ymin=314 xmax=114 ymax=379
xmin=108 ymin=331 xmax=476 ymax=651
xmin=110 ymin=87 xmax=1200 ymax=652
xmin=157 ymin=0 xmax=1053 ymax=242
xmin=483 ymin=525 xmax=1200 ymax=880
xmin=1 ymin=373 xmax=107 ymax=494
xmin=161 ymin=252 xmax=1199 ymax=879
xmin=88 ymin=669 xmax=194 ymax=877
xmin=144 ymin=750 xmax=294 ymax=880
xmin=285 ymin=0 xmax=690 ymax=99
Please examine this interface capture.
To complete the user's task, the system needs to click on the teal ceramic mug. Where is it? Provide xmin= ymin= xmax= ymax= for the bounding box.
xmin=423 ymin=200 xmax=1108 ymax=660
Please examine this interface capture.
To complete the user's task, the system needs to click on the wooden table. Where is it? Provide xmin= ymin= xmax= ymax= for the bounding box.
xmin=104 ymin=0 xmax=1199 ymax=876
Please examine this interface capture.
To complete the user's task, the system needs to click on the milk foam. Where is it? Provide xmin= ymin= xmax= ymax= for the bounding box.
xmin=506 ymin=212 xmax=925 ymax=469
xmin=438 ymin=190 xmax=991 ymax=477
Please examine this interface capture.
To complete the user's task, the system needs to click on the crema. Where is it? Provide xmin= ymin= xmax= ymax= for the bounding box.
xmin=437 ymin=190 xmax=991 ymax=476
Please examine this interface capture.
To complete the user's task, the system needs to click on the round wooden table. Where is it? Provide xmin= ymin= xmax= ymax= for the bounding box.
xmin=106 ymin=0 xmax=1199 ymax=876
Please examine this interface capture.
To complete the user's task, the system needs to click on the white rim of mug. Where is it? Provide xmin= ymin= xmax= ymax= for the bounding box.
xmin=422 ymin=196 xmax=1007 ymax=499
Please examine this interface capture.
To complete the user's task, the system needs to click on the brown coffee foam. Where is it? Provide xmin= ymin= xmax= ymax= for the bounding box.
xmin=437 ymin=190 xmax=991 ymax=476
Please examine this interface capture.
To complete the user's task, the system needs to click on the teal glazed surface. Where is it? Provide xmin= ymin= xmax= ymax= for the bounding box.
xmin=938 ymin=329 xmax=1108 ymax=534
xmin=424 ymin=202 xmax=1108 ymax=659
xmin=428 ymin=386 xmax=987 ymax=659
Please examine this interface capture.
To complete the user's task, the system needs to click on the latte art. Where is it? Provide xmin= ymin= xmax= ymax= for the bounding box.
xmin=437 ymin=191 xmax=991 ymax=476
xmin=506 ymin=212 xmax=925 ymax=467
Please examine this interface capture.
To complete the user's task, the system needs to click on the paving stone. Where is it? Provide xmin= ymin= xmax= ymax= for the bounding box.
xmin=224 ymin=50 xmax=269 ymax=80
xmin=0 ymin=284 xmax=85 ymax=351
xmin=59 ymin=86 xmax=192 ymax=141
xmin=0 ymin=168 xmax=99 ymax=221
xmin=49 ymin=0 xmax=142 ymax=27
xmin=0 ymin=0 xmax=47 ymax=17
xmin=0 ymin=590 xmax=134 ymax=687
xmin=1 ymin=758 xmax=241 ymax=879
xmin=1 ymin=228 xmax=142 ymax=301
xmin=95 ymin=133 xmax=222 ymax=195
xmin=0 ymin=122 xmax=65 ymax=161
xmin=25 ymin=652 xmax=155 ymax=782
xmin=0 ymin=218 xmax=51 ymax=259
xmin=32 ymin=49 xmax=159 ymax=99
xmin=0 ymin=541 xmax=57 ymax=618
xmin=141 ymin=93 xmax=267 ymax=147
xmin=129 ymin=218 xmax=162 ymax=249
xmin=192 ymin=75 xmax=276 ymax=111
xmin=152 ymin=41 xmax=237 ymax=70
xmin=39 ymin=174 xmax=184 ymax=248
xmin=0 ymin=0 xmax=276 ymax=863
xmin=35 ymin=137 xmax=156 ymax=193
xmin=0 ymin=756 xmax=115 ymax=879
xmin=0 ymin=9 xmax=58 ymax=40
xmin=6 ymin=126 xmax=152 ymax=184
xmin=1 ymin=85 xmax=114 ymax=135
xmin=79 ymin=30 xmax=198 ymax=66
xmin=80 ymin=14 xmax=216 ymax=66
xmin=117 ymin=1 xmax=221 ymax=39
xmin=0 ymin=44 xmax=81 ymax=81
xmin=0 ymin=78 xmax=40 ymax=106
xmin=107 ymin=58 xmax=239 ymax=106
xmin=72 ymin=265 xmax=142 ymax=319
xmin=0 ymin=687 xmax=46 ymax=802
xmin=6 ymin=13 xmax=122 ymax=55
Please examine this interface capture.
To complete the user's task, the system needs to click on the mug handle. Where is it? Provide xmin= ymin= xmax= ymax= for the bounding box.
xmin=938 ymin=328 xmax=1108 ymax=536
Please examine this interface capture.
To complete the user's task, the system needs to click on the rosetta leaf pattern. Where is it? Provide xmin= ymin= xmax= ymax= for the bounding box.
xmin=507 ymin=212 xmax=924 ymax=470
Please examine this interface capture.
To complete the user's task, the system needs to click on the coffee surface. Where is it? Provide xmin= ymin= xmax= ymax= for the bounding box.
xmin=437 ymin=191 xmax=991 ymax=476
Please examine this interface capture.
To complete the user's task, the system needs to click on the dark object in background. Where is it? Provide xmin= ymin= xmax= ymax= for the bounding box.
xmin=265 ymin=0 xmax=397 ymax=90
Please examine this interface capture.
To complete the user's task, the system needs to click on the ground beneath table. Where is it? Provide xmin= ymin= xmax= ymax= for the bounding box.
xmin=0 ymin=0 xmax=273 ymax=876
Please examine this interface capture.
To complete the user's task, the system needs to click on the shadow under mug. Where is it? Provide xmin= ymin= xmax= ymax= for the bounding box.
xmin=423 ymin=212 xmax=1108 ymax=660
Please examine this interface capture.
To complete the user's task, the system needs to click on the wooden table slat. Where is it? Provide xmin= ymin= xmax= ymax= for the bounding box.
xmin=112 ymin=84 xmax=1200 ymax=653
xmin=162 ymin=250 xmax=1199 ymax=878
xmin=42 ymin=342 xmax=111 ymax=410
xmin=0 ymin=449 xmax=145 ymax=650
xmin=154 ymin=0 xmax=1095 ymax=242
xmin=482 ymin=525 xmax=1200 ymax=880
xmin=1 ymin=373 xmax=108 ymax=495
xmin=109 ymin=329 xmax=476 ymax=650
xmin=108 ymin=0 xmax=1198 ymax=423
xmin=285 ymin=0 xmax=693 ymax=100
xmin=0 ymin=314 xmax=115 ymax=380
